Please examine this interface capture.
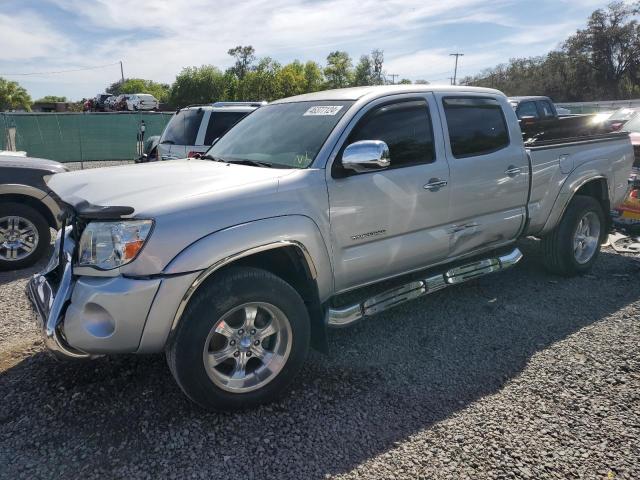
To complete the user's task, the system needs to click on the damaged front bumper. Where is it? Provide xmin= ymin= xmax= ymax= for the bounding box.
xmin=26 ymin=227 xmax=163 ymax=359
xmin=26 ymin=228 xmax=89 ymax=359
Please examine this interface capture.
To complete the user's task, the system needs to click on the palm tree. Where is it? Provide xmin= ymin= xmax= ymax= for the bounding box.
xmin=0 ymin=78 xmax=32 ymax=111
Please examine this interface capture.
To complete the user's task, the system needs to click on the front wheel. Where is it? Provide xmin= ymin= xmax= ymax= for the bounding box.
xmin=542 ymin=195 xmax=605 ymax=276
xmin=0 ymin=203 xmax=51 ymax=271
xmin=166 ymin=267 xmax=310 ymax=410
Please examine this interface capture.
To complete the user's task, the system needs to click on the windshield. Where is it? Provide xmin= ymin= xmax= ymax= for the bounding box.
xmin=206 ymin=101 xmax=353 ymax=168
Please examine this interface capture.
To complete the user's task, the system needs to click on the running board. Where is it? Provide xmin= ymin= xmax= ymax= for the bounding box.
xmin=327 ymin=248 xmax=523 ymax=328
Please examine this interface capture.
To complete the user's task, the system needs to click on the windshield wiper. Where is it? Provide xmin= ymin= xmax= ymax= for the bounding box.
xmin=200 ymin=155 xmax=274 ymax=168
xmin=225 ymin=159 xmax=273 ymax=168
xmin=200 ymin=154 xmax=227 ymax=162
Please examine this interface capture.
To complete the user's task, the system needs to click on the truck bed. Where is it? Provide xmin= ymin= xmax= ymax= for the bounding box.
xmin=525 ymin=131 xmax=633 ymax=236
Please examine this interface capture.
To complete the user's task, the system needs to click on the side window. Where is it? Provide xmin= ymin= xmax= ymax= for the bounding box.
xmin=443 ymin=97 xmax=510 ymax=158
xmin=204 ymin=111 xmax=250 ymax=145
xmin=538 ymin=100 xmax=555 ymax=117
xmin=345 ymin=100 xmax=435 ymax=168
xmin=516 ymin=101 xmax=539 ymax=119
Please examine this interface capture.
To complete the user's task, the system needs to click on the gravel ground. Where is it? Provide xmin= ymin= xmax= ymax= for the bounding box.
xmin=1 ymin=239 xmax=639 ymax=479
xmin=64 ymin=160 xmax=134 ymax=171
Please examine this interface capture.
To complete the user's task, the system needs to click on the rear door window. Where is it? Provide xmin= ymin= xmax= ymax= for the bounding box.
xmin=161 ymin=109 xmax=204 ymax=145
xmin=516 ymin=101 xmax=539 ymax=119
xmin=443 ymin=97 xmax=510 ymax=158
xmin=204 ymin=111 xmax=250 ymax=145
xmin=537 ymin=100 xmax=555 ymax=117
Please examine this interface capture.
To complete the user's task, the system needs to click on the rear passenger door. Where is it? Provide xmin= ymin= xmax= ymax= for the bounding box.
xmin=436 ymin=94 xmax=529 ymax=258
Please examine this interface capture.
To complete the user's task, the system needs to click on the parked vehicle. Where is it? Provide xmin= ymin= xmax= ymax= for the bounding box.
xmin=0 ymin=154 xmax=66 ymax=270
xmin=93 ymin=93 xmax=112 ymax=112
xmin=148 ymin=102 xmax=263 ymax=161
xmin=509 ymin=96 xmax=613 ymax=141
xmin=103 ymin=95 xmax=117 ymax=111
xmin=28 ymin=85 xmax=633 ymax=410
xmin=125 ymin=94 xmax=159 ymax=111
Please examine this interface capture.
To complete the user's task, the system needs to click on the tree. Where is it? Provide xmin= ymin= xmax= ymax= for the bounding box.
xmin=106 ymin=78 xmax=170 ymax=102
xmin=564 ymin=1 xmax=640 ymax=99
xmin=237 ymin=57 xmax=281 ymax=101
xmin=324 ymin=51 xmax=353 ymax=89
xmin=463 ymin=2 xmax=640 ymax=101
xmin=398 ymin=78 xmax=412 ymax=85
xmin=371 ymin=49 xmax=385 ymax=84
xmin=414 ymin=79 xmax=430 ymax=85
xmin=353 ymin=55 xmax=374 ymax=86
xmin=35 ymin=95 xmax=67 ymax=103
xmin=0 ymin=78 xmax=31 ymax=111
xmin=169 ymin=65 xmax=227 ymax=107
xmin=227 ymin=45 xmax=256 ymax=80
xmin=303 ymin=61 xmax=324 ymax=92
xmin=276 ymin=61 xmax=306 ymax=98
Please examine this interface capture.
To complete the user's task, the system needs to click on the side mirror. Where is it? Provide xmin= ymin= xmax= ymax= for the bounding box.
xmin=342 ymin=140 xmax=390 ymax=173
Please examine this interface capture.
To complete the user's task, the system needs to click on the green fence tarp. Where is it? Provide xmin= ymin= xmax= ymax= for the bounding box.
xmin=0 ymin=112 xmax=172 ymax=162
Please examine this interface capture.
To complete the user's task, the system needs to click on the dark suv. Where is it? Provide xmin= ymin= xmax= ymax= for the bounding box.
xmin=0 ymin=154 xmax=66 ymax=270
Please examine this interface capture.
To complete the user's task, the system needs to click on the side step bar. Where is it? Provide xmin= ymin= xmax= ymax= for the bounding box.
xmin=327 ymin=248 xmax=523 ymax=328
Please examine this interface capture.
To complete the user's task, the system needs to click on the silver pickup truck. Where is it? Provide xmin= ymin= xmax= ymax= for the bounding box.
xmin=28 ymin=85 xmax=633 ymax=410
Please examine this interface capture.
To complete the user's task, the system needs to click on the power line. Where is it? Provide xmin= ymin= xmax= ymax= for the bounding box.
xmin=0 ymin=61 xmax=122 ymax=76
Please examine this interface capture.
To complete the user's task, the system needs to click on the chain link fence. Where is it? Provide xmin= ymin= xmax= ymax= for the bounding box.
xmin=0 ymin=112 xmax=172 ymax=162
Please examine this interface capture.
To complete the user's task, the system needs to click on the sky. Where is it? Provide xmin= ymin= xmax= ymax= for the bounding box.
xmin=0 ymin=0 xmax=612 ymax=101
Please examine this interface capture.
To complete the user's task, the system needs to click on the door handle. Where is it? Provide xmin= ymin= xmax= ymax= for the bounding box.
xmin=424 ymin=178 xmax=448 ymax=191
xmin=505 ymin=165 xmax=521 ymax=177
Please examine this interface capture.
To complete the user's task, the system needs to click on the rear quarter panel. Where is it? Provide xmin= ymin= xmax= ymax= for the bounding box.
xmin=526 ymin=135 xmax=634 ymax=235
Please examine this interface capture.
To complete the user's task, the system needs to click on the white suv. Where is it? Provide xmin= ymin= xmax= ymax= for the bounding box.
xmin=153 ymin=102 xmax=263 ymax=160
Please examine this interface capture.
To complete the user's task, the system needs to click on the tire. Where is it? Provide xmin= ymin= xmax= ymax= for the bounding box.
xmin=167 ymin=266 xmax=311 ymax=411
xmin=542 ymin=195 xmax=605 ymax=276
xmin=0 ymin=202 xmax=51 ymax=271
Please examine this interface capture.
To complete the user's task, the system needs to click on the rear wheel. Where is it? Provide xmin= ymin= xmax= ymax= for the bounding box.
xmin=0 ymin=202 xmax=50 ymax=271
xmin=542 ymin=195 xmax=605 ymax=276
xmin=167 ymin=266 xmax=310 ymax=410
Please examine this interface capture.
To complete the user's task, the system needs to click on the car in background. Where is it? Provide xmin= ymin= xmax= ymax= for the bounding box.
xmin=509 ymin=95 xmax=614 ymax=141
xmin=146 ymin=102 xmax=264 ymax=161
xmin=126 ymin=94 xmax=159 ymax=111
xmin=103 ymin=95 xmax=117 ymax=111
xmin=93 ymin=93 xmax=112 ymax=112
xmin=509 ymin=95 xmax=559 ymax=122
xmin=111 ymin=94 xmax=129 ymax=111
xmin=0 ymin=153 xmax=67 ymax=270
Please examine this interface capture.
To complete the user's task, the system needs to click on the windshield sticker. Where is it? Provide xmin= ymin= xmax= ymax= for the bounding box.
xmin=303 ymin=105 xmax=344 ymax=116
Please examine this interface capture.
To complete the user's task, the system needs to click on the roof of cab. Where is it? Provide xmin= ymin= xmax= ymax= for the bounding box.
xmin=508 ymin=96 xmax=552 ymax=103
xmin=271 ymin=85 xmax=505 ymax=104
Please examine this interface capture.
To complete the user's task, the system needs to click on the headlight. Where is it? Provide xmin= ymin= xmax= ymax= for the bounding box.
xmin=77 ymin=220 xmax=153 ymax=270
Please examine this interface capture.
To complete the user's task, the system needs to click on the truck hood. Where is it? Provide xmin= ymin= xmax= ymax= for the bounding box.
xmin=47 ymin=159 xmax=291 ymax=217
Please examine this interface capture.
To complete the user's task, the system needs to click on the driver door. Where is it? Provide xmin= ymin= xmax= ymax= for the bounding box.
xmin=327 ymin=94 xmax=451 ymax=293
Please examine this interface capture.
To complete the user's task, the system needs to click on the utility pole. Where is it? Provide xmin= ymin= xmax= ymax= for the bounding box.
xmin=387 ymin=73 xmax=399 ymax=85
xmin=449 ymin=53 xmax=464 ymax=85
xmin=449 ymin=77 xmax=455 ymax=85
xmin=120 ymin=60 xmax=125 ymax=84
